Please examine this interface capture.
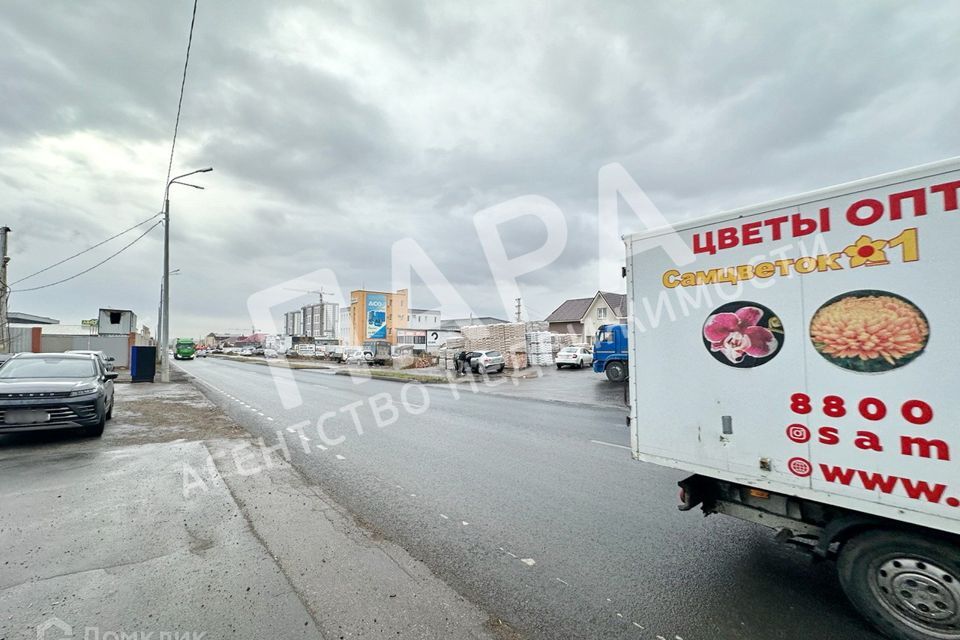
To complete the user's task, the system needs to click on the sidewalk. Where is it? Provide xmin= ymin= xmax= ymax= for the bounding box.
xmin=0 ymin=378 xmax=504 ymax=640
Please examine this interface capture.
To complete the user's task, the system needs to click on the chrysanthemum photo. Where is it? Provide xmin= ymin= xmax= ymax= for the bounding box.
xmin=809 ymin=290 xmax=929 ymax=372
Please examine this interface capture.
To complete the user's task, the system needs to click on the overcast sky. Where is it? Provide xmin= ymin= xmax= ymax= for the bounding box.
xmin=3 ymin=1 xmax=959 ymax=337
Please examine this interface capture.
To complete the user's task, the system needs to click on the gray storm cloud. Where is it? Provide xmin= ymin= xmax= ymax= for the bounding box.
xmin=2 ymin=0 xmax=958 ymax=335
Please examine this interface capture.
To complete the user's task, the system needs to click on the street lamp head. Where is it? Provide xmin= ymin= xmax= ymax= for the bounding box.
xmin=168 ymin=166 xmax=214 ymax=188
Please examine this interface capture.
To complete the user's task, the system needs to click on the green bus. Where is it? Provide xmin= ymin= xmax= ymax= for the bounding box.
xmin=174 ymin=338 xmax=196 ymax=360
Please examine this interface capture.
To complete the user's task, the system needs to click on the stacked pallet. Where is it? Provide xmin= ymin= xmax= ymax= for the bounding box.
xmin=502 ymin=322 xmax=527 ymax=354
xmin=505 ymin=351 xmax=528 ymax=370
xmin=525 ymin=320 xmax=549 ymax=333
xmin=461 ymin=322 xmax=529 ymax=370
xmin=526 ymin=331 xmax=554 ymax=366
xmin=551 ymin=333 xmax=580 ymax=353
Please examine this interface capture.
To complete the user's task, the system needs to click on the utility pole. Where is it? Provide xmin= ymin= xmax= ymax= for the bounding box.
xmin=515 ymin=297 xmax=522 ymax=323
xmin=161 ymin=167 xmax=211 ymax=383
xmin=157 ymin=284 xmax=163 ymax=360
xmin=0 ymin=227 xmax=10 ymax=353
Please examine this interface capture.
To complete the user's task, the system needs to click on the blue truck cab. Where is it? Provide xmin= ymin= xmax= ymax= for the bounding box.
xmin=592 ymin=324 xmax=628 ymax=382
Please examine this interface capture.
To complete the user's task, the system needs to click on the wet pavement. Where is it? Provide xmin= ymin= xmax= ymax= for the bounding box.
xmin=474 ymin=362 xmax=628 ymax=409
xmin=0 ymin=378 xmax=500 ymax=640
xmin=181 ymin=357 xmax=883 ymax=640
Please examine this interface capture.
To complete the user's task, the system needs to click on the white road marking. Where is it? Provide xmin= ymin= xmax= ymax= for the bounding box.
xmin=633 ymin=622 xmax=643 ymax=629
xmin=505 ymin=552 xmax=517 ymax=558
xmin=286 ymin=428 xmax=296 ymax=433
xmin=439 ymin=514 xmax=449 ymax=520
xmin=335 ymin=454 xmax=346 ymax=460
xmin=461 ymin=521 xmax=469 ymax=526
xmin=590 ymin=439 xmax=631 ymax=451
xmin=520 ymin=558 xmax=536 ymax=566
xmin=556 ymin=578 xmax=569 ymax=586
xmin=316 ymin=444 xmax=328 ymax=451
xmin=257 ymin=411 xmax=265 ymax=416
xmin=409 ymin=494 xmax=417 ymax=497
xmin=616 ymin=613 xmax=623 ymax=618
xmin=267 ymin=417 xmax=274 ymax=421
xmin=300 ymin=435 xmax=310 ymax=441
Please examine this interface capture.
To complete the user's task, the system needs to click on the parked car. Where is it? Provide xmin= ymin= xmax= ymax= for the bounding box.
xmin=556 ymin=346 xmax=593 ymax=369
xmin=264 ymin=349 xmax=279 ymax=359
xmin=238 ymin=348 xmax=254 ymax=356
xmin=0 ymin=353 xmax=117 ymax=437
xmin=65 ymin=349 xmax=116 ymax=371
xmin=344 ymin=348 xmax=366 ymax=365
xmin=469 ymin=350 xmax=505 ymax=374
xmin=194 ymin=349 xmax=208 ymax=358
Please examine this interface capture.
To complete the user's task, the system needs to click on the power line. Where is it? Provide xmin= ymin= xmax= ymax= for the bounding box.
xmin=163 ymin=0 xmax=200 ymax=201
xmin=11 ymin=220 xmax=163 ymax=293
xmin=11 ymin=212 xmax=161 ymax=286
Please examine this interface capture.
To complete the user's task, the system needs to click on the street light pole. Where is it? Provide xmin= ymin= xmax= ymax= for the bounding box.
xmin=160 ymin=167 xmax=211 ymax=382
xmin=157 ymin=269 xmax=180 ymax=364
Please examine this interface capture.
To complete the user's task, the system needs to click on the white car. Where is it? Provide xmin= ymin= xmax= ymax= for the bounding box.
xmin=344 ymin=349 xmax=366 ymax=365
xmin=556 ymin=346 xmax=593 ymax=369
xmin=469 ymin=350 xmax=505 ymax=374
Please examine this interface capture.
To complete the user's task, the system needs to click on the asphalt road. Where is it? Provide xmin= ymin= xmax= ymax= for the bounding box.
xmin=180 ymin=357 xmax=882 ymax=640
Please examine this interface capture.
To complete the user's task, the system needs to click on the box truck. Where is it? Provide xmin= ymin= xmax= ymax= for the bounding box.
xmin=625 ymin=158 xmax=960 ymax=640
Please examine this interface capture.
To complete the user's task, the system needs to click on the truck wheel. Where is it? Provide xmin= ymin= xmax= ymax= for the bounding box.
xmin=605 ymin=361 xmax=627 ymax=382
xmin=837 ymin=530 xmax=960 ymax=640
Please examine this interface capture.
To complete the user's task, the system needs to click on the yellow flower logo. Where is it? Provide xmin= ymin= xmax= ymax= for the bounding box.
xmin=843 ymin=235 xmax=888 ymax=267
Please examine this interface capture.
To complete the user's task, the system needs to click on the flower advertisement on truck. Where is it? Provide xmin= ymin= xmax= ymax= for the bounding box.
xmin=632 ymin=161 xmax=960 ymax=532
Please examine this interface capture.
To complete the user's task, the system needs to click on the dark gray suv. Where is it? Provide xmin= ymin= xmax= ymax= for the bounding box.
xmin=0 ymin=353 xmax=117 ymax=437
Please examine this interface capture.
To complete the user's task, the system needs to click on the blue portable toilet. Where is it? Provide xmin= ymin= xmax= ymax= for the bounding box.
xmin=130 ymin=345 xmax=157 ymax=382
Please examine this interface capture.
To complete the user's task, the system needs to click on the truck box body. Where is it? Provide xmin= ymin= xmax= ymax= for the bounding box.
xmin=625 ymin=158 xmax=960 ymax=536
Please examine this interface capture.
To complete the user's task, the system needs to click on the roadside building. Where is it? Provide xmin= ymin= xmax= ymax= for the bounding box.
xmin=435 ymin=316 xmax=507 ymax=347
xmin=343 ymin=288 xmax=408 ymax=345
xmin=98 ymin=308 xmax=137 ymax=335
xmin=229 ymin=333 xmax=268 ymax=348
xmin=396 ymin=308 xmax=441 ymax=352
xmin=302 ymin=303 xmax=323 ymax=338
xmin=322 ymin=302 xmax=339 ymax=339
xmin=544 ymin=297 xmax=592 ymax=336
xmin=338 ymin=307 xmax=351 ymax=343
xmin=26 ymin=308 xmax=152 ymax=367
xmin=301 ymin=302 xmax=340 ymax=339
xmin=544 ymin=292 xmax=627 ymax=342
xmin=8 ymin=311 xmax=59 ymax=325
xmin=204 ymin=332 xmax=241 ymax=348
xmin=283 ymin=310 xmax=302 ymax=337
